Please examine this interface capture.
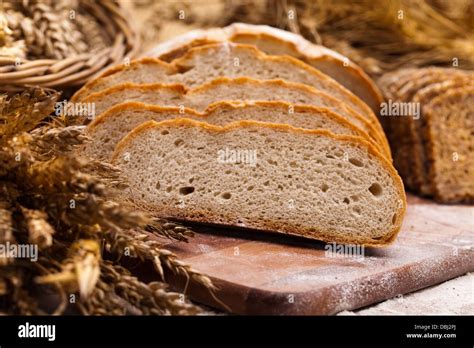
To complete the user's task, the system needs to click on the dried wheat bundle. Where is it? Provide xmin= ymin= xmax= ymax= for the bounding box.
xmin=3 ymin=0 xmax=89 ymax=60
xmin=222 ymin=0 xmax=474 ymax=75
xmin=0 ymin=0 xmax=139 ymax=91
xmin=122 ymin=0 xmax=227 ymax=51
xmin=0 ymin=88 xmax=215 ymax=315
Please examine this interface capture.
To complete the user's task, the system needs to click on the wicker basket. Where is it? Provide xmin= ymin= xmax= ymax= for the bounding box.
xmin=0 ymin=0 xmax=139 ymax=92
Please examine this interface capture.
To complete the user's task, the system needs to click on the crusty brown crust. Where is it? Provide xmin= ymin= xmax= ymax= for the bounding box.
xmin=71 ymin=57 xmax=172 ymax=102
xmin=112 ymin=118 xmax=406 ymax=247
xmin=177 ymin=43 xmax=381 ymax=126
xmin=87 ymin=101 xmax=200 ymax=130
xmin=73 ymin=42 xmax=385 ymax=137
xmin=146 ymin=22 xmax=384 ymax=112
xmin=86 ymin=100 xmax=384 ymax=154
xmin=82 ymin=77 xmax=392 ymax=159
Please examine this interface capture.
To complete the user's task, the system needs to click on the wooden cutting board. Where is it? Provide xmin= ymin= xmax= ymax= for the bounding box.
xmin=158 ymin=194 xmax=474 ymax=315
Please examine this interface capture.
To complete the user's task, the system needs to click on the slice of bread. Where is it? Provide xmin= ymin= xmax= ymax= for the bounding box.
xmin=378 ymin=67 xmax=474 ymax=203
xmin=378 ymin=68 xmax=472 ymax=198
xmin=72 ymin=42 xmax=381 ymax=132
xmin=81 ymin=101 xmax=381 ymax=161
xmin=377 ymin=67 xmax=465 ymax=101
xmin=111 ymin=118 xmax=406 ymax=246
xmin=412 ymin=78 xmax=474 ymax=196
xmin=377 ymin=68 xmax=419 ymax=97
xmin=146 ymin=23 xmax=384 ymax=112
xmin=81 ymin=77 xmax=391 ymax=158
xmin=423 ymin=86 xmax=474 ymax=203
xmin=381 ymin=71 xmax=457 ymax=192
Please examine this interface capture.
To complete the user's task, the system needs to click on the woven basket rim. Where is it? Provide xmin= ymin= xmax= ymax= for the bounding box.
xmin=0 ymin=0 xmax=139 ymax=91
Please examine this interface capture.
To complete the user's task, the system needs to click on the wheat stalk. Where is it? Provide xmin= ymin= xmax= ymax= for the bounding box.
xmin=2 ymin=0 xmax=95 ymax=60
xmin=20 ymin=207 xmax=55 ymax=249
xmin=222 ymin=0 xmax=474 ymax=75
xmin=0 ymin=88 xmax=217 ymax=315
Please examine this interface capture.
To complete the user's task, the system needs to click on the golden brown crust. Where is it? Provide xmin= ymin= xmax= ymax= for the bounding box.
xmin=148 ymin=23 xmax=384 ymax=112
xmin=73 ymin=42 xmax=384 ymax=136
xmin=112 ymin=118 xmax=406 ymax=246
xmin=71 ymin=57 xmax=173 ymax=102
xmin=228 ymin=31 xmax=384 ymax=111
xmin=83 ymin=81 xmax=188 ymax=99
xmin=101 ymin=57 xmax=169 ymax=76
xmin=175 ymin=43 xmax=380 ymax=123
xmin=192 ymin=77 xmax=390 ymax=156
xmin=82 ymin=77 xmax=391 ymax=159
xmin=87 ymin=101 xmax=200 ymax=130
xmin=86 ymin=100 xmax=383 ymax=153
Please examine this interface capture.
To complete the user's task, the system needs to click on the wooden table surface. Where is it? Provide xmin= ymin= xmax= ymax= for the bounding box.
xmin=158 ymin=194 xmax=473 ymax=315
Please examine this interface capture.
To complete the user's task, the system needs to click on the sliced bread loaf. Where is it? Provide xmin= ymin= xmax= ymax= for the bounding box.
xmin=377 ymin=67 xmax=466 ymax=130
xmin=377 ymin=67 xmax=466 ymax=101
xmin=380 ymin=70 xmax=458 ymax=191
xmin=423 ymin=86 xmax=474 ymax=203
xmin=111 ymin=118 xmax=406 ymax=246
xmin=71 ymin=42 xmax=383 ymax=135
xmin=402 ymin=76 xmax=472 ymax=194
xmin=411 ymin=78 xmax=474 ymax=196
xmin=146 ymin=23 xmax=384 ymax=112
xmin=377 ymin=68 xmax=418 ymax=98
xmin=81 ymin=101 xmax=381 ymax=161
xmin=81 ymin=78 xmax=391 ymax=158
xmin=378 ymin=68 xmax=473 ymax=198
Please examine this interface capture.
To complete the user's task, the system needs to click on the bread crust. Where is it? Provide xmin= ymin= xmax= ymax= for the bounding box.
xmin=146 ymin=22 xmax=384 ymax=112
xmin=72 ymin=58 xmax=175 ymax=102
xmin=85 ymin=100 xmax=384 ymax=158
xmin=112 ymin=118 xmax=406 ymax=247
xmin=82 ymin=77 xmax=392 ymax=159
xmin=73 ymin=41 xmax=384 ymax=138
